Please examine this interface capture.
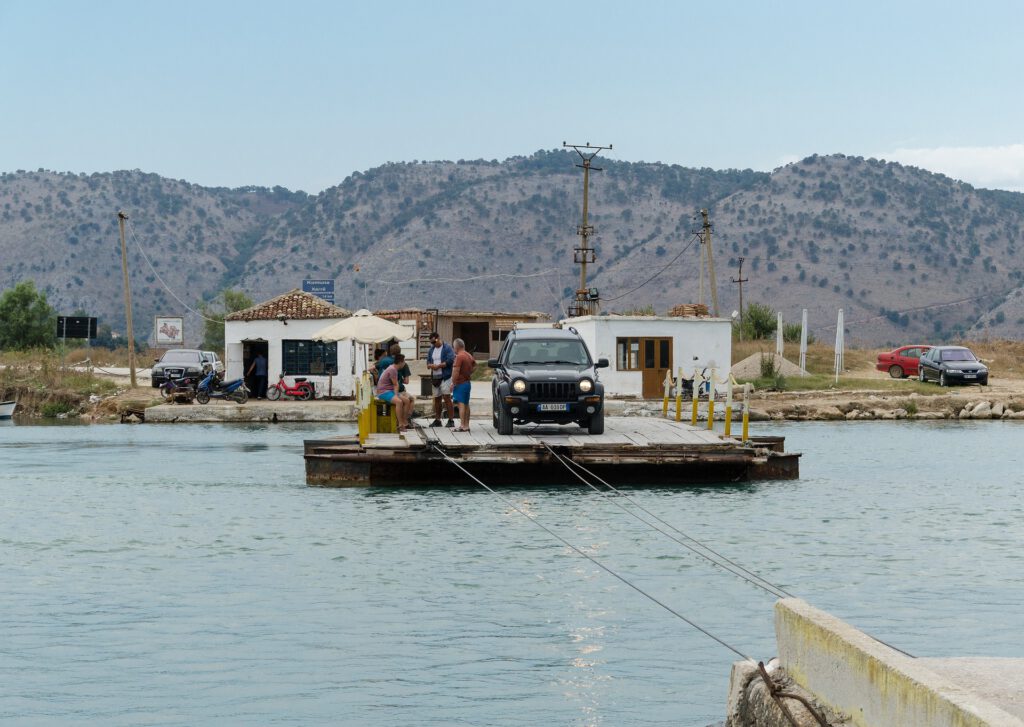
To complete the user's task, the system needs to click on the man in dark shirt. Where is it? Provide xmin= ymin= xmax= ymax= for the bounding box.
xmin=247 ymin=352 xmax=268 ymax=399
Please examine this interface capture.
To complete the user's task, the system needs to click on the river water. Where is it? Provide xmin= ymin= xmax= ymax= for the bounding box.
xmin=1 ymin=420 xmax=1022 ymax=726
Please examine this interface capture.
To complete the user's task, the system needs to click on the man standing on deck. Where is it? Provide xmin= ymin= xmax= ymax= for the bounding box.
xmin=450 ymin=338 xmax=475 ymax=432
xmin=246 ymin=352 xmax=268 ymax=399
xmin=425 ymin=332 xmax=456 ymax=428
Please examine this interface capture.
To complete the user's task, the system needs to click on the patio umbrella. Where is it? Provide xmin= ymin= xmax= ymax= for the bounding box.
xmin=311 ymin=309 xmax=415 ymax=344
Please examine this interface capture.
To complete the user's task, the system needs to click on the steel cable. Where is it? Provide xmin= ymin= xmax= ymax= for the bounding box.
xmin=541 ymin=443 xmax=793 ymax=600
xmin=429 ymin=442 xmax=756 ymax=663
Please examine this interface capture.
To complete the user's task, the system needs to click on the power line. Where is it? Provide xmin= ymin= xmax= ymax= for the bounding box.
xmin=127 ymin=220 xmax=222 ymax=323
xmin=603 ymin=233 xmax=699 ymax=302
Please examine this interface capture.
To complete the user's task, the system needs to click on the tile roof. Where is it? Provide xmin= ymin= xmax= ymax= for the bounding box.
xmin=225 ymin=289 xmax=351 ymax=322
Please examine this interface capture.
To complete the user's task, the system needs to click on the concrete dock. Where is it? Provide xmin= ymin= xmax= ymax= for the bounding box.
xmin=727 ymin=599 xmax=1024 ymax=726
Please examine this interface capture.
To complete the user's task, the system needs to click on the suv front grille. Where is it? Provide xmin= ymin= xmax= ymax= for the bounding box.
xmin=529 ymin=382 xmax=575 ymax=401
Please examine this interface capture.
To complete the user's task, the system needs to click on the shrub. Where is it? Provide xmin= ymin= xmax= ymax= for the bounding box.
xmin=41 ymin=401 xmax=75 ymax=418
xmin=759 ymin=353 xmax=778 ymax=378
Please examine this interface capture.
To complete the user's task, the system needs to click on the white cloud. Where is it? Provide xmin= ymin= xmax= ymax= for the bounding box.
xmin=875 ymin=144 xmax=1024 ymax=192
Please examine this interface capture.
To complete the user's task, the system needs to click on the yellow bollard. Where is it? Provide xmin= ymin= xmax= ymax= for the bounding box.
xmin=741 ymin=383 xmax=751 ymax=442
xmin=691 ymin=368 xmax=701 ymax=426
xmin=706 ymin=367 xmax=716 ymax=430
xmin=724 ymin=376 xmax=734 ymax=437
xmin=662 ymin=368 xmax=672 ymax=419
xmin=674 ymin=366 xmax=683 ymax=422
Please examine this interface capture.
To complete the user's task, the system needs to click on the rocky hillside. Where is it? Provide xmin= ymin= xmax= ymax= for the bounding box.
xmin=3 ymin=152 xmax=1023 ymax=346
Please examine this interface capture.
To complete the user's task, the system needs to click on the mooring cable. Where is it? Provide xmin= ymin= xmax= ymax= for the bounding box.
xmin=428 ymin=442 xmax=755 ymax=663
xmin=541 ymin=443 xmax=794 ymax=600
xmin=542 ymin=446 xmax=916 ymax=659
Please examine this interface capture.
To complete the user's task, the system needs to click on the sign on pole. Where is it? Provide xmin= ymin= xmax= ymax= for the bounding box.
xmin=56 ymin=316 xmax=98 ymax=339
xmin=155 ymin=316 xmax=185 ymax=346
xmin=303 ymin=279 xmax=335 ymax=304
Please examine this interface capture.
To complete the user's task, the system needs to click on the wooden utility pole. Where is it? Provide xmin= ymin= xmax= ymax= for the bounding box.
xmin=118 ymin=211 xmax=137 ymax=388
xmin=564 ymin=141 xmax=612 ymax=317
xmin=731 ymin=256 xmax=748 ymax=340
xmin=701 ymin=209 xmax=719 ymax=317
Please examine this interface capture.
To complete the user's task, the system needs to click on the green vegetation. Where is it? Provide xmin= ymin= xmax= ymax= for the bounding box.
xmin=0 ymin=280 xmax=56 ymax=350
xmin=737 ymin=302 xmax=815 ymax=344
xmin=737 ymin=374 xmax=936 ymax=394
xmin=199 ymin=289 xmax=254 ymax=352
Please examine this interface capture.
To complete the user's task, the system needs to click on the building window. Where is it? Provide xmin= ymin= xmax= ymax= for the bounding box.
xmin=616 ymin=337 xmax=641 ymax=371
xmin=282 ymin=340 xmax=338 ymax=375
xmin=491 ymin=329 xmax=510 ymax=342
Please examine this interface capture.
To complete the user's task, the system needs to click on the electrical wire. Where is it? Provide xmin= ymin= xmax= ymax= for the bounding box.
xmin=126 ymin=220 xmax=222 ymax=323
xmin=429 ymin=442 xmax=755 ymax=663
xmin=602 ymin=234 xmax=699 ymax=302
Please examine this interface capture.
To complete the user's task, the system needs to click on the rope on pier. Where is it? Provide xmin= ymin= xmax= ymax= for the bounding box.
xmin=757 ymin=660 xmax=830 ymax=727
xmin=428 ymin=441 xmax=756 ymax=664
xmin=541 ymin=443 xmax=794 ymax=600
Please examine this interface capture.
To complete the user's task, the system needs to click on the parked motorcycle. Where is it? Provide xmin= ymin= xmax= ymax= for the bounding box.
xmin=266 ymin=374 xmax=315 ymax=401
xmin=159 ymin=375 xmax=197 ymax=404
xmin=195 ymin=367 xmax=249 ymax=404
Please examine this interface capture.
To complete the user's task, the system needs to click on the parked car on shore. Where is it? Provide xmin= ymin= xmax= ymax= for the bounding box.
xmin=151 ymin=349 xmax=207 ymax=388
xmin=918 ymin=346 xmax=989 ymax=386
xmin=876 ymin=345 xmax=932 ymax=379
xmin=201 ymin=350 xmax=225 ymax=375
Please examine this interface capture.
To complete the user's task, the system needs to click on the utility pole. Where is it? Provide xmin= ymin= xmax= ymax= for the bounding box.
xmin=118 ymin=211 xmax=137 ymax=388
xmin=731 ymin=256 xmax=748 ymax=340
xmin=701 ymin=209 xmax=719 ymax=317
xmin=564 ymin=141 xmax=612 ymax=317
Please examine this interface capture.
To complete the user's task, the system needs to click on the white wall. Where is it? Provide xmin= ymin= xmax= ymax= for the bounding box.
xmin=563 ymin=316 xmax=732 ymax=397
xmin=225 ymin=318 xmax=355 ymax=397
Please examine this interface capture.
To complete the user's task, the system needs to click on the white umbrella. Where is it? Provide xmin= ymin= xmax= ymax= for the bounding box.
xmin=311 ymin=309 xmax=415 ymax=344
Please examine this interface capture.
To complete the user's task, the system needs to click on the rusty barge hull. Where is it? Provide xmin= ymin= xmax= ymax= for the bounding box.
xmin=304 ymin=417 xmax=799 ymax=487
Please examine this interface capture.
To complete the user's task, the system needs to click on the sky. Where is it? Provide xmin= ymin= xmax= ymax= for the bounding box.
xmin=2 ymin=0 xmax=1023 ymax=193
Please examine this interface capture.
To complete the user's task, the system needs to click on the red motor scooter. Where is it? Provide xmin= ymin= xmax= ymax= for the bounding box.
xmin=266 ymin=373 xmax=316 ymax=401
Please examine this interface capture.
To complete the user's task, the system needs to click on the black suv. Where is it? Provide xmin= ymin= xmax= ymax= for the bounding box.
xmin=488 ymin=327 xmax=608 ymax=435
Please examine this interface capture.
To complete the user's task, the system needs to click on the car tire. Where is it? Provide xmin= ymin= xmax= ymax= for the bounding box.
xmin=889 ymin=365 xmax=904 ymax=379
xmin=939 ymin=372 xmax=947 ymax=387
xmin=587 ymin=408 xmax=604 ymax=435
xmin=496 ymin=402 xmax=513 ymax=435
xmin=919 ymin=368 xmax=926 ymax=382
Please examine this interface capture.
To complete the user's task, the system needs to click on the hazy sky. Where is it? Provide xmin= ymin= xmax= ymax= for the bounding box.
xmin=3 ymin=1 xmax=1022 ymax=192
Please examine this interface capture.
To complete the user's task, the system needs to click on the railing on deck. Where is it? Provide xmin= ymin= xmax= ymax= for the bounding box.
xmin=662 ymin=367 xmax=752 ymax=442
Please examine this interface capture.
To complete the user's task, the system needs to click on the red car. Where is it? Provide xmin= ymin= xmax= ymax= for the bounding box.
xmin=876 ymin=345 xmax=932 ymax=379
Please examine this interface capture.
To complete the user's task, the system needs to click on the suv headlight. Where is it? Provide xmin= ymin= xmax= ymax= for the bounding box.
xmin=512 ymin=379 xmax=527 ymax=394
xmin=579 ymin=378 xmax=594 ymax=393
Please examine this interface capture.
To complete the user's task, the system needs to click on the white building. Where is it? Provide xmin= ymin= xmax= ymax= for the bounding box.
xmin=562 ymin=315 xmax=733 ymax=398
xmin=224 ymin=289 xmax=354 ymax=397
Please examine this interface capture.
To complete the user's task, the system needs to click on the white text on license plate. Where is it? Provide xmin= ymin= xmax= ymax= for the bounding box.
xmin=538 ymin=403 xmax=569 ymax=412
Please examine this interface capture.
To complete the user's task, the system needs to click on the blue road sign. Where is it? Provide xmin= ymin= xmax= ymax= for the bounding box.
xmin=303 ymin=279 xmax=335 ymax=304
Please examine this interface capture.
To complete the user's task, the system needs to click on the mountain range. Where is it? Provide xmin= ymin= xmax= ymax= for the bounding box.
xmin=3 ymin=149 xmax=1023 ymax=347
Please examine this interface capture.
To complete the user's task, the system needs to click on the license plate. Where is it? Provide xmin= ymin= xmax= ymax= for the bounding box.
xmin=963 ymin=374 xmax=976 ymax=379
xmin=538 ymin=403 xmax=569 ymax=412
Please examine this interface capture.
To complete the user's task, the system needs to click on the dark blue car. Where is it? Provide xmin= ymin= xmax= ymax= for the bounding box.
xmin=918 ymin=346 xmax=989 ymax=386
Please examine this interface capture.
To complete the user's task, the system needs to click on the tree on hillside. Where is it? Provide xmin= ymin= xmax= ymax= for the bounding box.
xmin=199 ymin=289 xmax=253 ymax=353
xmin=0 ymin=280 xmax=57 ymax=350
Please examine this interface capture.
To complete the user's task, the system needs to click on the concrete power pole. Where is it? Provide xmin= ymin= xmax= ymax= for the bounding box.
xmin=118 ymin=211 xmax=137 ymax=388
xmin=564 ymin=142 xmax=612 ymax=317
xmin=701 ymin=209 xmax=719 ymax=317
xmin=731 ymin=256 xmax=748 ymax=340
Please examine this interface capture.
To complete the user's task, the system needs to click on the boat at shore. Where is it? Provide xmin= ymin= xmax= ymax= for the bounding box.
xmin=0 ymin=400 xmax=16 ymax=419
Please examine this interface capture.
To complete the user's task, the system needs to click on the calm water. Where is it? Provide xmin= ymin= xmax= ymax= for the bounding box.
xmin=1 ymin=419 xmax=1022 ymax=726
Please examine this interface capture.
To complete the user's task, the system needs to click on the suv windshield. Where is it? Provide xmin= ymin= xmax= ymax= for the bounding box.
xmin=507 ymin=340 xmax=590 ymax=365
xmin=162 ymin=351 xmax=201 ymax=363
xmin=941 ymin=349 xmax=977 ymax=362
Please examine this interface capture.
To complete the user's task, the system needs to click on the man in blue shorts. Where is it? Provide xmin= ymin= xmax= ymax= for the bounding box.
xmin=450 ymin=338 xmax=475 ymax=431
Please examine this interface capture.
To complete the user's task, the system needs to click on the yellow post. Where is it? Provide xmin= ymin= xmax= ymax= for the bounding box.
xmin=706 ymin=367 xmax=716 ymax=430
xmin=741 ymin=383 xmax=751 ymax=442
xmin=662 ymin=368 xmax=672 ymax=418
xmin=724 ymin=376 xmax=734 ymax=437
xmin=691 ymin=367 xmax=700 ymax=426
xmin=674 ymin=366 xmax=683 ymax=422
